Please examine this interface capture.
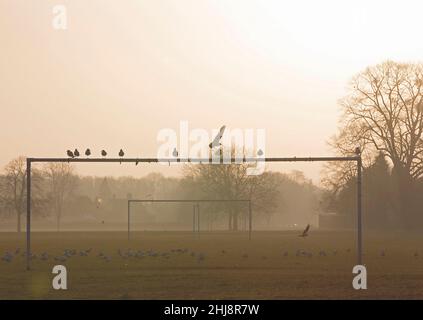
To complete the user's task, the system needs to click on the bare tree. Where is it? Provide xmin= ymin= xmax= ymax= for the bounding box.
xmin=183 ymin=148 xmax=279 ymax=230
xmin=43 ymin=163 xmax=77 ymax=231
xmin=330 ymin=61 xmax=423 ymax=227
xmin=1 ymin=157 xmax=26 ymax=232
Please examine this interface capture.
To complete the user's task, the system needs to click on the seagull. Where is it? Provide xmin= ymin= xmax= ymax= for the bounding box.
xmin=85 ymin=148 xmax=91 ymax=157
xmin=119 ymin=149 xmax=124 ymax=164
xmin=40 ymin=252 xmax=49 ymax=261
xmin=67 ymin=150 xmax=74 ymax=158
xmin=79 ymin=250 xmax=88 ymax=257
xmin=172 ymin=148 xmax=178 ymax=157
xmin=101 ymin=150 xmax=107 ymax=157
xmin=74 ymin=149 xmax=80 ymax=157
xmin=2 ymin=252 xmax=13 ymax=263
xmin=319 ymin=250 xmax=326 ymax=257
xmin=197 ymin=253 xmax=205 ymax=263
xmin=209 ymin=125 xmax=226 ymax=149
xmin=299 ymin=224 xmax=310 ymax=237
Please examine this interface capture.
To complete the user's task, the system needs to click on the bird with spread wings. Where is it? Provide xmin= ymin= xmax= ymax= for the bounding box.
xmin=299 ymin=224 xmax=310 ymax=237
xmin=209 ymin=125 xmax=226 ymax=149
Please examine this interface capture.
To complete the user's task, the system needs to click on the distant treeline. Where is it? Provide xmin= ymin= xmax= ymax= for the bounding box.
xmin=0 ymin=157 xmax=321 ymax=231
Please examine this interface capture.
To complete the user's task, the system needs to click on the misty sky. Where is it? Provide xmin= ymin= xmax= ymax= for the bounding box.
xmin=1 ymin=0 xmax=422 ymax=182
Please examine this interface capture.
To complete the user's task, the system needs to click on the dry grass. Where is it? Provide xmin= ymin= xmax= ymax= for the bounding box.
xmin=0 ymin=230 xmax=423 ymax=299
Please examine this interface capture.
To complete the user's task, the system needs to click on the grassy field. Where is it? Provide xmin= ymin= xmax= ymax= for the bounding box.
xmin=1 ymin=230 xmax=423 ymax=299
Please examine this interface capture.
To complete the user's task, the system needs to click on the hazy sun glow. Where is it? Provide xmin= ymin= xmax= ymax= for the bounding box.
xmin=1 ymin=0 xmax=422 ymax=182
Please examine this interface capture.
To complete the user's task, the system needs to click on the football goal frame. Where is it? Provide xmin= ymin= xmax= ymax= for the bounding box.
xmin=127 ymin=199 xmax=252 ymax=240
xmin=25 ymin=154 xmax=362 ymax=270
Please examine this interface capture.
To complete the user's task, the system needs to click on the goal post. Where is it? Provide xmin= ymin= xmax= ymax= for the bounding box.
xmin=25 ymin=154 xmax=362 ymax=270
xmin=127 ymin=199 xmax=252 ymax=240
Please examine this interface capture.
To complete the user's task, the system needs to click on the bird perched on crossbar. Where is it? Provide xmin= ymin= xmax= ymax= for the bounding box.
xmin=101 ymin=150 xmax=107 ymax=157
xmin=172 ymin=148 xmax=178 ymax=157
xmin=85 ymin=148 xmax=91 ymax=157
xmin=119 ymin=149 xmax=124 ymax=164
xmin=67 ymin=150 xmax=74 ymax=158
xmin=74 ymin=149 xmax=80 ymax=157
xmin=299 ymin=224 xmax=310 ymax=237
xmin=355 ymin=147 xmax=361 ymax=155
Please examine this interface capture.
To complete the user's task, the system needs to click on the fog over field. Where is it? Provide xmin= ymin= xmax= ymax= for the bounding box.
xmin=1 ymin=0 xmax=423 ymax=301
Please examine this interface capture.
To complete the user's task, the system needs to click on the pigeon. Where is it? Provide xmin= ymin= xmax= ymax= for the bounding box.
xmin=355 ymin=147 xmax=361 ymax=155
xmin=74 ymin=149 xmax=80 ymax=157
xmin=101 ymin=150 xmax=107 ymax=157
xmin=299 ymin=224 xmax=310 ymax=237
xmin=172 ymin=148 xmax=178 ymax=157
xmin=67 ymin=150 xmax=74 ymax=158
xmin=85 ymin=148 xmax=91 ymax=157
xmin=209 ymin=125 xmax=226 ymax=149
xmin=119 ymin=149 xmax=124 ymax=164
xmin=257 ymin=149 xmax=264 ymax=156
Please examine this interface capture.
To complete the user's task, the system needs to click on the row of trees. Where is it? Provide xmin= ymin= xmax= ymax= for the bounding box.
xmin=0 ymin=157 xmax=76 ymax=232
xmin=324 ymin=61 xmax=423 ymax=229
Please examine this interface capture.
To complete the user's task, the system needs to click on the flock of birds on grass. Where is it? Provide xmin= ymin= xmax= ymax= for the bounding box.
xmin=0 ymin=247 xmax=207 ymax=264
xmin=1 ymin=246 xmax=421 ymax=265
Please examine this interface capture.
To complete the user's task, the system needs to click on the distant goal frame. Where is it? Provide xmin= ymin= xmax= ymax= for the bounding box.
xmin=127 ymin=199 xmax=252 ymax=240
xmin=25 ymin=154 xmax=362 ymax=270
